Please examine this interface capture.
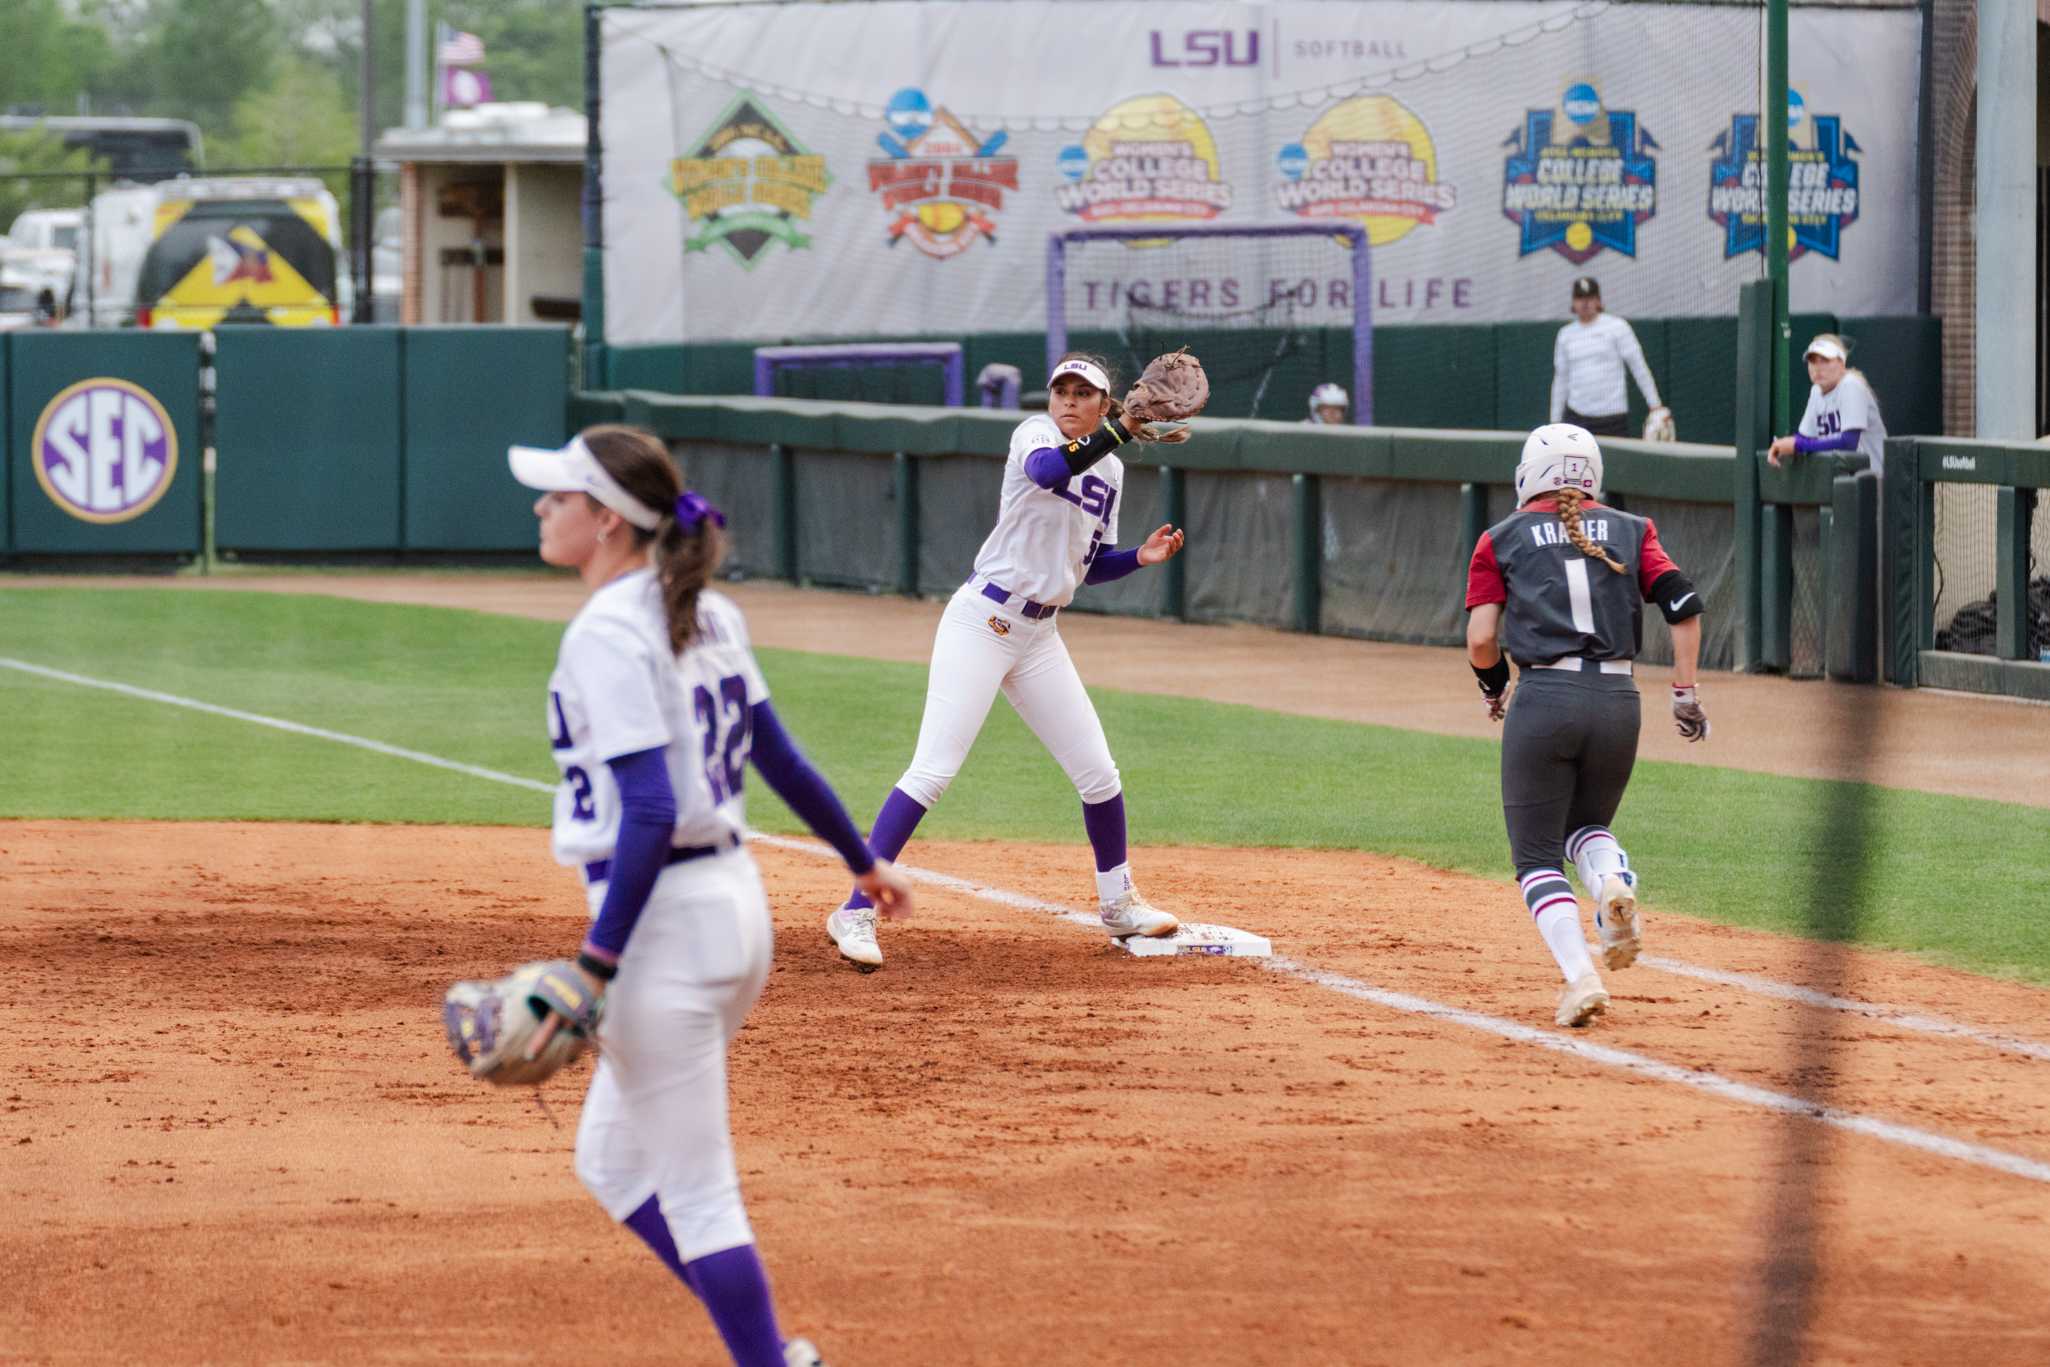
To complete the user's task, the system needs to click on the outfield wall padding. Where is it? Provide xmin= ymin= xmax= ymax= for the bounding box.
xmin=5 ymin=331 xmax=202 ymax=557
xmin=401 ymin=326 xmax=570 ymax=551
xmin=214 ymin=328 xmax=403 ymax=552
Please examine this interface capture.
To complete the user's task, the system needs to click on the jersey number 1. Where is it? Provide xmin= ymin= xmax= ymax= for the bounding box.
xmin=693 ymin=675 xmax=750 ymax=804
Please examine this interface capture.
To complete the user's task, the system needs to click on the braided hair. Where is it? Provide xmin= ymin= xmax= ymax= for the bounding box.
xmin=580 ymin=425 xmax=729 ymax=652
xmin=1555 ymin=487 xmax=1625 ymax=575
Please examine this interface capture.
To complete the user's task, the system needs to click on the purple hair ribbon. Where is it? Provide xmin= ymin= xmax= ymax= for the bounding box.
xmin=673 ymin=490 xmax=726 ymax=531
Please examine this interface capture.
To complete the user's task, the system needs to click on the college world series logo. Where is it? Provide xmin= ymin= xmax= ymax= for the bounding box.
xmin=1501 ymin=83 xmax=1657 ymax=263
xmin=1055 ymin=94 xmax=1232 ymax=223
xmin=671 ymin=93 xmax=830 ymax=268
xmin=867 ymin=89 xmax=1019 ymax=258
xmin=1707 ymin=90 xmax=1861 ymax=260
xmin=32 ymin=377 xmax=179 ymax=524
xmin=1274 ymin=95 xmax=1454 ymax=247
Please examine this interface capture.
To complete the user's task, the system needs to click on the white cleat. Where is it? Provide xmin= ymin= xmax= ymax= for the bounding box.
xmin=1595 ymin=871 xmax=1641 ymax=970
xmin=1556 ymin=972 xmax=1610 ymax=1028
xmin=826 ymin=906 xmax=882 ymax=972
xmin=784 ymin=1338 xmax=826 ymax=1367
xmin=1099 ymin=889 xmax=1179 ymax=939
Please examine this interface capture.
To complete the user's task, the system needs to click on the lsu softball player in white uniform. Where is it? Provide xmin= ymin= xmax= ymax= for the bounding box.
xmin=1767 ymin=333 xmax=1888 ymax=468
xmin=510 ymin=425 xmax=912 ymax=1367
xmin=827 ymin=354 xmax=1189 ymax=969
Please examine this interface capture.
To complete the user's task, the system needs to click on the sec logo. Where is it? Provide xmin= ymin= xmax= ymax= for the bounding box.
xmin=31 ymin=377 xmax=179 ymax=524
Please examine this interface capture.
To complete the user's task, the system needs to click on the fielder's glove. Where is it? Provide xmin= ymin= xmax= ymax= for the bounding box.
xmin=1642 ymin=406 xmax=1676 ymax=442
xmin=1122 ymin=349 xmax=1209 ymax=434
xmin=1671 ymin=684 xmax=1710 ymax=742
xmin=442 ymin=959 xmax=603 ymax=1086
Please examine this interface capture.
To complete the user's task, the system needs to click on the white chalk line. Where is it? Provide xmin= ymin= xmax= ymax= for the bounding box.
xmin=1640 ymin=956 xmax=2050 ymax=1063
xmin=11 ymin=656 xmax=2048 ymax=1186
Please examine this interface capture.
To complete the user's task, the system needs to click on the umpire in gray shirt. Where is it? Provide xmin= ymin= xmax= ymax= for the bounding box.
xmin=1549 ymin=277 xmax=1663 ymax=438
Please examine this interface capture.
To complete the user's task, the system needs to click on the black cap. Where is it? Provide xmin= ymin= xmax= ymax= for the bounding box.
xmin=1571 ymin=276 xmax=1601 ymax=299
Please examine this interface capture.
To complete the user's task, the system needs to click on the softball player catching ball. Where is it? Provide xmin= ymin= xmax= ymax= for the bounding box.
xmin=510 ymin=425 xmax=913 ymax=1367
xmin=1464 ymin=423 xmax=1710 ymax=1027
xmin=826 ymin=353 xmax=1189 ymax=970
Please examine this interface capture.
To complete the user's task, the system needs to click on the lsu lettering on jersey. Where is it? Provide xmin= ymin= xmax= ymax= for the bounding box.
xmin=1797 ymin=372 xmax=1888 ymax=466
xmin=970 ymin=414 xmax=1123 ymax=607
xmin=545 ymin=573 xmax=768 ymax=865
xmin=1465 ymin=499 xmax=1680 ymax=667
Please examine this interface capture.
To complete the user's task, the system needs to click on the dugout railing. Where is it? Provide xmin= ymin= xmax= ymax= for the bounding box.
xmin=571 ymin=388 xmax=1874 ymax=677
xmin=1886 ymin=437 xmax=2050 ymax=702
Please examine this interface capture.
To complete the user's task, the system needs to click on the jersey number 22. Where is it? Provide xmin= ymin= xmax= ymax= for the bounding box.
xmin=694 ymin=675 xmax=750 ymax=804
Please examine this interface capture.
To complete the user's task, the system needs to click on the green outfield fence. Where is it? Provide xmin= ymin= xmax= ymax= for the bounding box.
xmin=566 ymin=388 xmax=1879 ymax=679
xmin=0 ymin=326 xmax=570 ymax=562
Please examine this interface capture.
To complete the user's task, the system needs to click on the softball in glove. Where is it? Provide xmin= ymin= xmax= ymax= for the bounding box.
xmin=1122 ymin=349 xmax=1210 ymax=428
xmin=442 ymin=958 xmax=603 ymax=1086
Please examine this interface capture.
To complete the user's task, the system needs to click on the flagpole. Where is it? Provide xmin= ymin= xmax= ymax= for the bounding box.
xmin=431 ymin=20 xmax=446 ymax=125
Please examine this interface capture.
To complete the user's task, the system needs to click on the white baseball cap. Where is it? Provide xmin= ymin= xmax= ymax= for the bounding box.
xmin=1048 ymin=358 xmax=1111 ymax=393
xmin=1803 ymin=335 xmax=1848 ymax=362
xmin=508 ymin=434 xmax=664 ymax=531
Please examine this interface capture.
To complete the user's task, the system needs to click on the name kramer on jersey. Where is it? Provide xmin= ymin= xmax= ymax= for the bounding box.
xmin=1529 ymin=517 xmax=1610 ymax=547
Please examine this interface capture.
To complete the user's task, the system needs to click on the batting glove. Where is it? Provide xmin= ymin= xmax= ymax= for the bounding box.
xmin=1672 ymin=684 xmax=1710 ymax=742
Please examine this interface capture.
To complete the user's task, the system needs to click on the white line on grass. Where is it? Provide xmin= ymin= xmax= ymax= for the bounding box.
xmin=15 ymin=658 xmax=2048 ymax=1185
xmin=0 ymin=658 xmax=556 ymax=796
xmin=1640 ymin=955 xmax=2050 ymax=1062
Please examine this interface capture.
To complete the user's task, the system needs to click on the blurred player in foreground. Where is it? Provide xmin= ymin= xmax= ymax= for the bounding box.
xmin=512 ymin=425 xmax=912 ymax=1366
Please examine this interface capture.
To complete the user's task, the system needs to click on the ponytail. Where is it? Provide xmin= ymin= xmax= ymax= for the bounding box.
xmin=654 ymin=514 xmax=727 ymax=653
xmin=579 ymin=424 xmax=729 ymax=651
xmin=1556 ymin=488 xmax=1626 ymax=575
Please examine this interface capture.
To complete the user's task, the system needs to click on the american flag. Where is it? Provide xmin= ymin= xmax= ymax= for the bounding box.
xmin=438 ymin=31 xmax=485 ymax=66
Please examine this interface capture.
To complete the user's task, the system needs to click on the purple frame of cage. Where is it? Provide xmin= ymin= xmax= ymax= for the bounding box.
xmin=752 ymin=343 xmax=966 ymax=408
xmin=1045 ymin=222 xmax=1372 ymax=426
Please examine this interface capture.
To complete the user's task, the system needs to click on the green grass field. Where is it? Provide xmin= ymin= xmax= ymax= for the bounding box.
xmin=6 ymin=587 xmax=2045 ymax=983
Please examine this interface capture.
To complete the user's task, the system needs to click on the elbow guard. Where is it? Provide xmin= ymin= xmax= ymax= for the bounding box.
xmin=1057 ymin=417 xmax=1134 ymax=477
xmin=1649 ymin=569 xmax=1704 ymax=624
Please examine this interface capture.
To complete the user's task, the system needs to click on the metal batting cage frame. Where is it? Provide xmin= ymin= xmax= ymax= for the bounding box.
xmin=1045 ymin=222 xmax=1373 ymax=427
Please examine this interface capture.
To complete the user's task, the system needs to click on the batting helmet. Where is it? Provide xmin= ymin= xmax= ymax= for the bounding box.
xmin=1514 ymin=423 xmax=1605 ymax=505
xmin=1307 ymin=383 xmax=1348 ymax=419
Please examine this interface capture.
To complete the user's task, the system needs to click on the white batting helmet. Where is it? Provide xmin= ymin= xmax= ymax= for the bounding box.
xmin=1308 ymin=383 xmax=1348 ymax=417
xmin=1514 ymin=423 xmax=1605 ymax=505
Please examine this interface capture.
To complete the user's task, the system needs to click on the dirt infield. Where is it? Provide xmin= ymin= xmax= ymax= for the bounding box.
xmin=6 ymin=575 xmax=2050 ymax=1364
xmin=7 ymin=821 xmax=2050 ymax=1365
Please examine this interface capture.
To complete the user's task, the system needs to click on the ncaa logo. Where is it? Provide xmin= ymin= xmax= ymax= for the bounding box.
xmin=32 ymin=378 xmax=179 ymax=524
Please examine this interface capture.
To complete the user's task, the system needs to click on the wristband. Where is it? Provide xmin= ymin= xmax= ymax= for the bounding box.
xmin=1472 ymin=657 xmax=1510 ymax=695
xmin=576 ymin=948 xmax=619 ymax=982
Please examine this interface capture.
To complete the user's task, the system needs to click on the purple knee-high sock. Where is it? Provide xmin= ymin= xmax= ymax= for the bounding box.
xmin=622 ymin=1194 xmax=697 ymax=1291
xmin=1082 ymin=793 xmax=1127 ymax=873
xmin=843 ymin=786 xmax=928 ymax=910
xmin=684 ymin=1243 xmax=788 ymax=1367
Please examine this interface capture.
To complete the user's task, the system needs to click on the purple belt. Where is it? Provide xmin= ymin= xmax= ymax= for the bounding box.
xmin=981 ymin=581 xmax=1057 ymax=620
xmin=584 ymin=832 xmax=741 ymax=885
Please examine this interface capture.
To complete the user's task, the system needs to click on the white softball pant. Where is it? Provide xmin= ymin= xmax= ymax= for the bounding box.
xmin=573 ymin=847 xmax=773 ymax=1261
xmin=895 ymin=581 xmax=1121 ymax=809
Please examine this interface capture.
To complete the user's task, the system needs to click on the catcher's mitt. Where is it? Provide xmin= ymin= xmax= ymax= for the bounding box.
xmin=1642 ymin=406 xmax=1676 ymax=442
xmin=1122 ymin=349 xmax=1209 ymax=429
xmin=442 ymin=959 xmax=603 ymax=1086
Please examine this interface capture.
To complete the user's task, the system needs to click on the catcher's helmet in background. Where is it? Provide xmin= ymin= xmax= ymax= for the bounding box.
xmin=1514 ymin=423 xmax=1605 ymax=505
xmin=1308 ymin=383 xmax=1348 ymax=419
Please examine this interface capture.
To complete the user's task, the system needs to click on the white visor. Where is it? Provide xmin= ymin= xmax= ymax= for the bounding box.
xmin=1804 ymin=336 xmax=1847 ymax=362
xmin=1048 ymin=358 xmax=1111 ymax=393
xmin=508 ymin=435 xmax=664 ymax=531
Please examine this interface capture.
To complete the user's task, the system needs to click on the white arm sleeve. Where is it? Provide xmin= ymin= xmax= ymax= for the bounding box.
xmin=1615 ymin=321 xmax=1662 ymax=410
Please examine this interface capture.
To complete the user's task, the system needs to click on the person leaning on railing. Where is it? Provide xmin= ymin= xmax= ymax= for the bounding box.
xmin=1767 ymin=333 xmax=1888 ymax=469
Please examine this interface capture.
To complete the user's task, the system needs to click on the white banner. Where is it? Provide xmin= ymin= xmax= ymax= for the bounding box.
xmin=601 ymin=0 xmax=1922 ymax=346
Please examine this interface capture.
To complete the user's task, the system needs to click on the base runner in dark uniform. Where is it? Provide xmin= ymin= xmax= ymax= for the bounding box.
xmin=1464 ymin=424 xmax=1711 ymax=1027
